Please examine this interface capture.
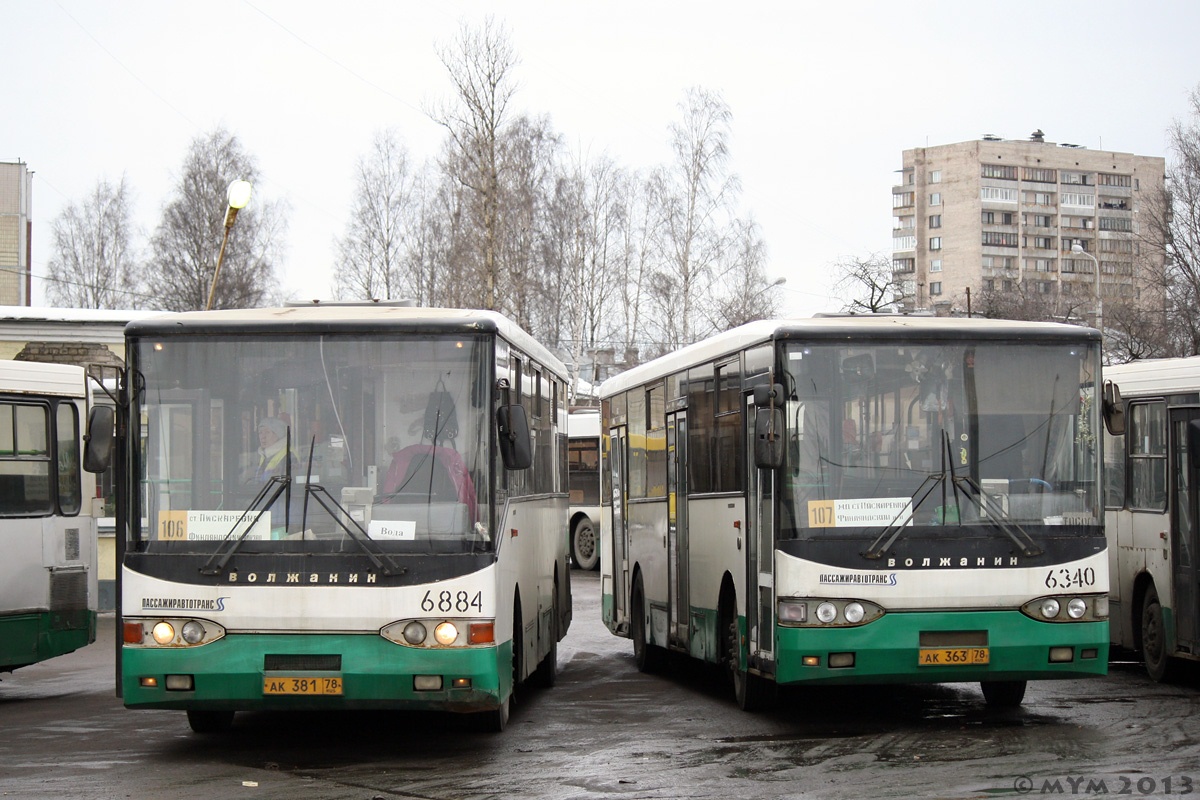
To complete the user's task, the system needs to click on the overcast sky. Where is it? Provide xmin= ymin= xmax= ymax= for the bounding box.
xmin=5 ymin=0 xmax=1200 ymax=317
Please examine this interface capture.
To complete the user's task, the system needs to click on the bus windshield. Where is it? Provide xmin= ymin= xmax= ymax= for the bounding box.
xmin=132 ymin=334 xmax=492 ymax=556
xmin=778 ymin=340 xmax=1100 ymax=540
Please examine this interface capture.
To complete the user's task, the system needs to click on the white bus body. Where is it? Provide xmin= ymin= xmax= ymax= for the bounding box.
xmin=1103 ymin=356 xmax=1200 ymax=679
xmin=568 ymin=409 xmax=601 ymax=570
xmin=0 ymin=360 xmax=101 ymax=672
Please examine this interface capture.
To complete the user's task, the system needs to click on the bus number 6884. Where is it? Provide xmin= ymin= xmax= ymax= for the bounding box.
xmin=421 ymin=590 xmax=485 ymax=614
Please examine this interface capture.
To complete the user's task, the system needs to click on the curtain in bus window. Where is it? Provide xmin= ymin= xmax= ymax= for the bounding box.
xmin=714 ymin=362 xmax=743 ymax=493
xmin=627 ymin=389 xmax=647 ymax=499
xmin=1129 ymin=402 xmax=1167 ymax=511
xmin=1103 ymin=427 xmax=1126 ymax=508
xmin=645 ymin=384 xmax=666 ymax=498
xmin=0 ymin=403 xmax=53 ymax=516
xmin=56 ymin=402 xmax=81 ymax=515
xmin=687 ymin=364 xmax=714 ymax=494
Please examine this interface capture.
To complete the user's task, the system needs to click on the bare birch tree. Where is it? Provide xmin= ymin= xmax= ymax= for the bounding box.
xmin=1138 ymin=84 xmax=1200 ymax=356
xmin=710 ymin=218 xmax=780 ymax=328
xmin=333 ymin=129 xmax=414 ymax=301
xmin=143 ymin=127 xmax=286 ymax=311
xmin=648 ymin=87 xmax=740 ymax=350
xmin=431 ymin=16 xmax=517 ymax=311
xmin=46 ymin=175 xmax=140 ymax=308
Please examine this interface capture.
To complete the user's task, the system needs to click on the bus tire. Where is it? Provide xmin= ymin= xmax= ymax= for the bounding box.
xmin=477 ymin=609 xmax=520 ymax=732
xmin=533 ymin=583 xmax=558 ymax=688
xmin=1141 ymin=585 xmax=1175 ymax=682
xmin=571 ymin=517 xmax=599 ymax=571
xmin=478 ymin=694 xmax=510 ymax=733
xmin=631 ymin=574 xmax=664 ymax=673
xmin=723 ymin=603 xmax=771 ymax=712
xmin=186 ymin=709 xmax=234 ymax=734
xmin=981 ymin=680 xmax=1026 ymax=708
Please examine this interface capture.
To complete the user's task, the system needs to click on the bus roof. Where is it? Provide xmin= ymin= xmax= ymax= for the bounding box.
xmin=1103 ymin=355 xmax=1200 ymax=397
xmin=600 ymin=315 xmax=1098 ymax=398
xmin=0 ymin=359 xmax=87 ymax=398
xmin=126 ymin=305 xmax=567 ymax=377
xmin=567 ymin=408 xmax=600 ymax=438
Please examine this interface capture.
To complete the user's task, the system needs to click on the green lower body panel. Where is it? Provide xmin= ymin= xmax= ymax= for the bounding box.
xmin=0 ymin=610 xmax=96 ymax=672
xmin=774 ymin=610 xmax=1108 ymax=685
xmin=122 ymin=633 xmax=511 ymax=713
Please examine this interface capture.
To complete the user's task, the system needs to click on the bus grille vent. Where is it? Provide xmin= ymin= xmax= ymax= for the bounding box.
xmin=64 ymin=528 xmax=80 ymax=560
xmin=264 ymin=654 xmax=342 ymax=671
xmin=50 ymin=569 xmax=88 ymax=611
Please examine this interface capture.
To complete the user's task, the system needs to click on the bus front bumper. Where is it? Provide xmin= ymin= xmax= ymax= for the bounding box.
xmin=122 ymin=632 xmax=510 ymax=713
xmin=773 ymin=610 xmax=1108 ymax=686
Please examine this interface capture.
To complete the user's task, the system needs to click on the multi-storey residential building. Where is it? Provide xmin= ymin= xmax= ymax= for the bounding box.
xmin=0 ymin=161 xmax=32 ymax=307
xmin=891 ymin=133 xmax=1165 ymax=321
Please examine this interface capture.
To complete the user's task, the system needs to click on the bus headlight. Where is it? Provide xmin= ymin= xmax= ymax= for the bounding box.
xmin=152 ymin=621 xmax=175 ymax=645
xmin=777 ymin=598 xmax=884 ymax=627
xmin=434 ymin=622 xmax=459 ymax=645
xmin=126 ymin=618 xmax=224 ymax=647
xmin=1021 ymin=594 xmax=1107 ymax=623
xmin=382 ymin=618 xmax=494 ymax=648
xmin=180 ymin=621 xmax=206 ymax=644
xmin=402 ymin=621 xmax=427 ymax=645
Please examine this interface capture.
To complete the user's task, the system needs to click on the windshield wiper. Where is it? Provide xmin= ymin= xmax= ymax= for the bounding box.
xmin=864 ymin=431 xmax=1044 ymax=560
xmin=298 ymin=484 xmax=405 ymax=575
xmin=200 ymin=476 xmax=290 ymax=576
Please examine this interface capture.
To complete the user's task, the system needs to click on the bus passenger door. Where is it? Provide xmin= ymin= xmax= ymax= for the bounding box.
xmin=1170 ymin=408 xmax=1200 ymax=653
xmin=610 ymin=426 xmax=629 ymax=630
xmin=667 ymin=411 xmax=689 ymax=646
xmin=744 ymin=395 xmax=775 ymax=672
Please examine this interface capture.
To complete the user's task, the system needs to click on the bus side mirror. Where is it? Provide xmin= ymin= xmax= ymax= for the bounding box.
xmin=84 ymin=405 xmax=115 ymax=473
xmin=753 ymin=383 xmax=786 ymax=470
xmin=497 ymin=404 xmax=533 ymax=470
xmin=1102 ymin=380 xmax=1125 ymax=436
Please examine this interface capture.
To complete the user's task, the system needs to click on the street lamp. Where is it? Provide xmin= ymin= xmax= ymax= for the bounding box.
xmin=205 ymin=180 xmax=253 ymax=311
xmin=1070 ymin=240 xmax=1102 ymax=333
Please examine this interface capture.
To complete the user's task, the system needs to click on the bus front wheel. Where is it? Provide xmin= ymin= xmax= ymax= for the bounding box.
xmin=1141 ymin=585 xmax=1174 ymax=682
xmin=722 ymin=595 xmax=771 ymax=711
xmin=980 ymin=680 xmax=1026 ymax=708
xmin=187 ymin=709 xmax=234 ymax=734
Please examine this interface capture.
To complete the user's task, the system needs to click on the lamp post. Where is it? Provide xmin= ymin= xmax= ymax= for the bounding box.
xmin=205 ymin=180 xmax=253 ymax=311
xmin=1070 ymin=240 xmax=1102 ymax=333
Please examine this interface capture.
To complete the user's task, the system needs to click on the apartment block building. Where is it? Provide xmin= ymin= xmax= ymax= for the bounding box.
xmin=891 ymin=133 xmax=1165 ymax=319
xmin=0 ymin=161 xmax=33 ymax=307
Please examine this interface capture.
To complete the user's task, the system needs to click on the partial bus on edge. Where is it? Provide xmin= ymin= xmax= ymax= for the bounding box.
xmin=599 ymin=316 xmax=1109 ymax=709
xmin=567 ymin=408 xmax=600 ymax=570
xmin=1102 ymin=355 xmax=1200 ymax=681
xmin=116 ymin=305 xmax=571 ymax=732
xmin=1 ymin=360 xmax=113 ymax=674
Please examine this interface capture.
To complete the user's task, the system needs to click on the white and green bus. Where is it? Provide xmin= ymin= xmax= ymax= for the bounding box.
xmin=600 ymin=316 xmax=1110 ymax=709
xmin=1102 ymin=355 xmax=1200 ymax=681
xmin=568 ymin=408 xmax=601 ymax=571
xmin=1 ymin=360 xmax=112 ymax=674
xmin=117 ymin=305 xmax=570 ymax=732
